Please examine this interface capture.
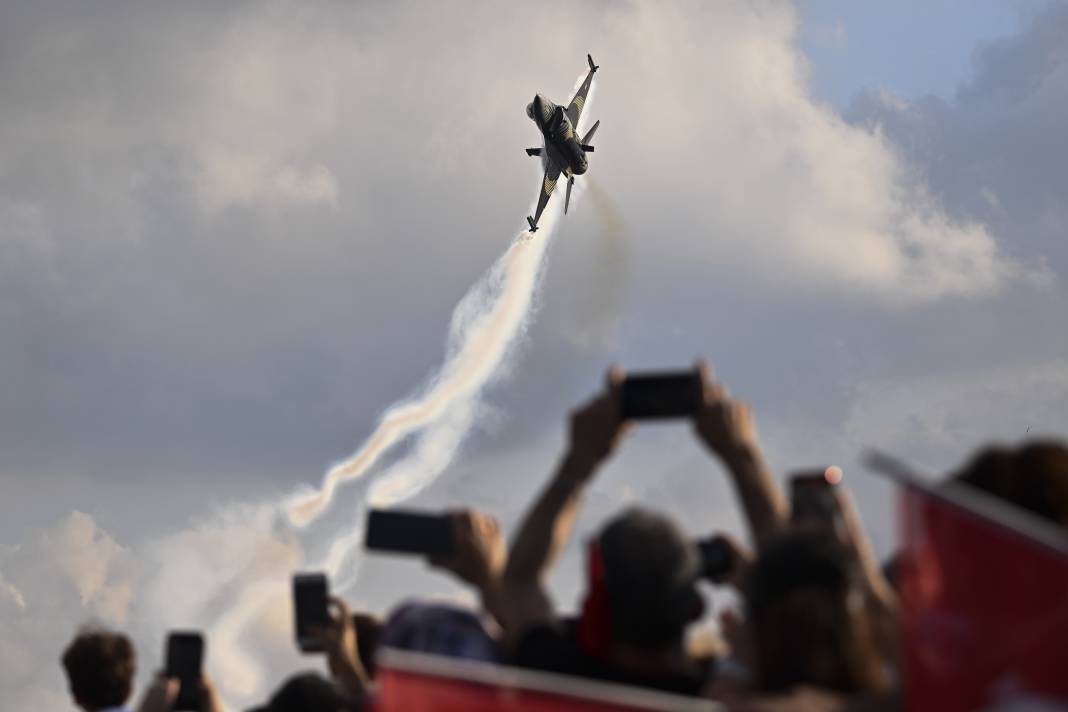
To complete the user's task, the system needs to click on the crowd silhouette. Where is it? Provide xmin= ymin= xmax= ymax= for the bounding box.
xmin=58 ymin=362 xmax=1068 ymax=711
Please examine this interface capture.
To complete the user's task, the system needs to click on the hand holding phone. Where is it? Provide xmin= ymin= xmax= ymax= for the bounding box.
xmin=293 ymin=573 xmax=330 ymax=653
xmin=621 ymin=370 xmax=699 ymax=420
xmin=365 ymin=508 xmax=455 ymax=558
xmin=164 ymin=632 xmax=203 ymax=711
xmin=695 ymin=533 xmax=753 ymax=587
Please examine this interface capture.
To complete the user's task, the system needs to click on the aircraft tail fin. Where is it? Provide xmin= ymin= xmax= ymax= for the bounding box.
xmin=587 ymin=54 xmax=599 ymax=73
xmin=580 ymin=120 xmax=600 ymax=148
xmin=526 ymin=216 xmax=538 ymax=232
xmin=564 ymin=176 xmax=574 ymax=215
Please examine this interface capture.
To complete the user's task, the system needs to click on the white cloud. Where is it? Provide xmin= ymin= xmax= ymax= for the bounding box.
xmin=0 ymin=568 xmax=26 ymax=609
xmin=0 ymin=512 xmax=138 ymax=708
xmin=40 ymin=511 xmax=136 ymax=623
xmin=844 ymin=359 xmax=1068 ymax=469
xmin=195 ymin=146 xmax=338 ymax=211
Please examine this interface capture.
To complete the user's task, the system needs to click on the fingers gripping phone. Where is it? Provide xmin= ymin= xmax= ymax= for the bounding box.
xmin=365 ymin=508 xmax=455 ymax=558
xmin=293 ymin=573 xmax=330 ymax=653
xmin=621 ymin=370 xmax=699 ymax=419
xmin=165 ymin=632 xmax=203 ymax=711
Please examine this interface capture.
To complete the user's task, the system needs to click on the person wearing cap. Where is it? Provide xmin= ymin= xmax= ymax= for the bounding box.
xmin=500 ymin=367 xmax=714 ymax=695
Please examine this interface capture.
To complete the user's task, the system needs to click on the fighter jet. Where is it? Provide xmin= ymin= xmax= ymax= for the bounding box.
xmin=524 ymin=54 xmax=600 ymax=233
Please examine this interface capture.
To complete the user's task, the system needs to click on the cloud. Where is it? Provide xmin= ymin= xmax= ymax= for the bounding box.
xmin=0 ymin=568 xmax=26 ymax=610
xmin=843 ymin=359 xmax=1068 ymax=471
xmin=847 ymin=4 xmax=1068 ymax=279
xmin=0 ymin=512 xmax=139 ymax=708
xmin=40 ymin=511 xmax=137 ymax=622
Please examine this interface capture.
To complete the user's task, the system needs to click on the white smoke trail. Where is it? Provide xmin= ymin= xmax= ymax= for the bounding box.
xmin=159 ymin=69 xmax=597 ymax=708
xmin=285 ymin=224 xmax=556 ymax=527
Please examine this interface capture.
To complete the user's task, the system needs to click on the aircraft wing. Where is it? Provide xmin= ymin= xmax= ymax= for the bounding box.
xmin=526 ymin=164 xmax=561 ymax=233
xmin=566 ymin=54 xmax=599 ymax=127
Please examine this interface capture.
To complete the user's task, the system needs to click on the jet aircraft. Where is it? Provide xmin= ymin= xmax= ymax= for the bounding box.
xmin=524 ymin=54 xmax=600 ymax=233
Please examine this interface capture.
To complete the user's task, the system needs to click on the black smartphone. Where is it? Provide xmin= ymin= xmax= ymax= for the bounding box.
xmin=293 ymin=572 xmax=330 ymax=653
xmin=789 ymin=470 xmax=842 ymax=528
xmin=621 ymin=370 xmax=699 ymax=419
xmin=696 ymin=537 xmax=732 ymax=582
xmin=365 ymin=508 xmax=455 ymax=557
xmin=164 ymin=631 xmax=203 ymax=711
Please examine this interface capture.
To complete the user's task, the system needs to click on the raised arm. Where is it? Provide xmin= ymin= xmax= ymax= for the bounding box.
xmin=429 ymin=509 xmax=509 ymax=627
xmin=693 ymin=362 xmax=789 ymax=550
xmin=501 ymin=368 xmax=630 ymax=644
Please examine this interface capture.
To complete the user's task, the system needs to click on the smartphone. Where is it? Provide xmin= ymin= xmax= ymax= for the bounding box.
xmin=696 ymin=537 xmax=732 ymax=582
xmin=365 ymin=508 xmax=455 ymax=557
xmin=621 ymin=370 xmax=699 ymax=419
xmin=293 ymin=573 xmax=330 ymax=653
xmin=789 ymin=470 xmax=842 ymax=529
xmin=164 ymin=632 xmax=203 ymax=711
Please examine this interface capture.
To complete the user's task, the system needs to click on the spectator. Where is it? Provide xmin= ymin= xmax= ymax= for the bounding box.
xmin=61 ymin=627 xmax=137 ymax=712
xmin=378 ymin=600 xmax=499 ymax=663
xmin=501 ymin=368 xmax=710 ymax=695
xmin=137 ymin=673 xmax=225 ymax=712
xmin=246 ymin=672 xmax=355 ymax=712
xmin=953 ymin=440 xmax=1068 ymax=528
xmin=346 ymin=508 xmax=506 ymax=678
xmin=743 ymin=529 xmax=889 ymax=695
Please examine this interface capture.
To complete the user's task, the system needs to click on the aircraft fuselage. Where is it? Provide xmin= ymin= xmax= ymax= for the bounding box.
xmin=527 ymin=94 xmax=588 ymax=178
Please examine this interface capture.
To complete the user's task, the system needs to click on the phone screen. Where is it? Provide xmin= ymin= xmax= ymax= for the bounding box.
xmin=293 ymin=573 xmax=329 ymax=653
xmin=790 ymin=470 xmax=841 ymax=528
xmin=164 ymin=632 xmax=203 ymax=711
xmin=696 ymin=538 xmax=732 ymax=582
xmin=365 ymin=509 xmax=455 ymax=557
xmin=621 ymin=371 xmax=698 ymax=419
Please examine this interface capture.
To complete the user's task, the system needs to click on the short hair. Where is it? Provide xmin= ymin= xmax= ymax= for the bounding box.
xmin=60 ymin=627 xmax=136 ymax=710
xmin=262 ymin=672 xmax=350 ymax=712
xmin=745 ymin=530 xmax=883 ymax=693
xmin=598 ymin=508 xmax=703 ymax=647
xmin=953 ymin=441 xmax=1068 ymax=528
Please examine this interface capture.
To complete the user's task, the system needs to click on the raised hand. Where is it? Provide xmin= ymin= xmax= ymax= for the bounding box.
xmin=693 ymin=361 xmax=759 ymax=460
xmin=566 ymin=366 xmax=631 ymax=471
xmin=429 ymin=509 xmax=506 ymax=589
xmin=310 ymin=597 xmax=370 ymax=699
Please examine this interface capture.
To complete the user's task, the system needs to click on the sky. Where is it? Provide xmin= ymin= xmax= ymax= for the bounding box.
xmin=1 ymin=1 xmax=1065 ymax=708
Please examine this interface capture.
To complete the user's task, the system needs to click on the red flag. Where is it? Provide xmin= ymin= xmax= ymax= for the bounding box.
xmin=897 ymin=480 xmax=1068 ymax=710
xmin=371 ymin=649 xmax=720 ymax=712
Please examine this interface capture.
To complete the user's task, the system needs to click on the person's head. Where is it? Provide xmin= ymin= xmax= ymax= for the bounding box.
xmin=379 ymin=601 xmax=498 ymax=663
xmin=60 ymin=627 xmax=137 ymax=712
xmin=592 ymin=507 xmax=704 ymax=652
xmin=253 ymin=672 xmax=351 ymax=712
xmin=745 ymin=529 xmax=885 ymax=693
xmin=953 ymin=440 xmax=1068 ymax=528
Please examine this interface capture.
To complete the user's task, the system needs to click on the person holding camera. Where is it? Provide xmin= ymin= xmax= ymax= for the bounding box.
xmin=501 ymin=363 xmax=780 ymax=695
